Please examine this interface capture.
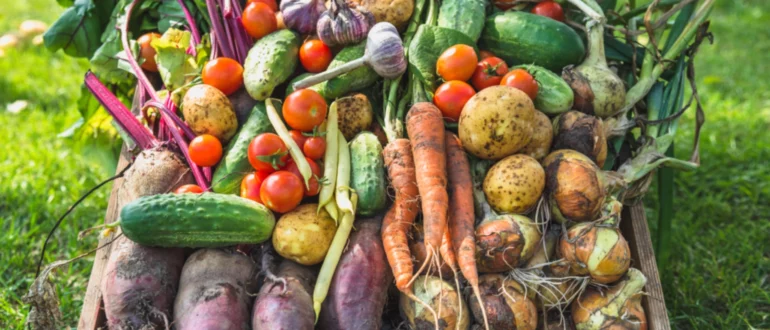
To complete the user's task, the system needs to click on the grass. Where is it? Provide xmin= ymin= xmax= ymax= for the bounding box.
xmin=0 ymin=0 xmax=768 ymax=328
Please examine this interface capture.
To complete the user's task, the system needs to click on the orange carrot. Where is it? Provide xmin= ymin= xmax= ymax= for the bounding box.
xmin=445 ymin=132 xmax=488 ymax=330
xmin=405 ymin=102 xmax=448 ymax=260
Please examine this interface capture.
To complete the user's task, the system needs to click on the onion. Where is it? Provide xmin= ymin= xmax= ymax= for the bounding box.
xmin=468 ymin=274 xmax=537 ymax=330
xmin=555 ymin=221 xmax=631 ymax=284
xmin=572 ymin=268 xmax=647 ymax=330
xmin=399 ymin=275 xmax=470 ymax=330
xmin=475 ymin=214 xmax=541 ymax=273
xmin=552 ymin=111 xmax=608 ymax=167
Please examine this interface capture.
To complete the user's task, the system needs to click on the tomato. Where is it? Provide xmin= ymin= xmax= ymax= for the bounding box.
xmin=299 ymin=40 xmax=333 ymax=73
xmin=242 ymin=2 xmax=277 ymax=40
xmin=289 ymin=130 xmax=308 ymax=150
xmin=285 ymin=157 xmax=323 ymax=196
xmin=436 ymin=45 xmax=478 ymax=82
xmin=248 ymin=133 xmax=289 ymax=172
xmin=260 ymin=171 xmax=305 ymax=213
xmin=241 ymin=171 xmax=269 ymax=203
xmin=500 ymin=69 xmax=539 ymax=100
xmin=282 ymin=89 xmax=328 ymax=131
xmin=433 ymin=81 xmax=476 ymax=122
xmin=471 ymin=56 xmax=509 ymax=91
xmin=303 ymin=137 xmax=326 ymax=160
xmin=201 ymin=57 xmax=244 ymax=95
xmin=137 ymin=32 xmax=161 ymax=72
xmin=479 ymin=50 xmax=495 ymax=60
xmin=247 ymin=0 xmax=278 ymax=11
xmin=174 ymin=184 xmax=204 ymax=194
xmin=188 ymin=134 xmax=223 ymax=167
xmin=531 ymin=1 xmax=565 ymax=22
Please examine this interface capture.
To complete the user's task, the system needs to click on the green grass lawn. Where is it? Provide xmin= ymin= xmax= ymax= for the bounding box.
xmin=1 ymin=0 xmax=768 ymax=328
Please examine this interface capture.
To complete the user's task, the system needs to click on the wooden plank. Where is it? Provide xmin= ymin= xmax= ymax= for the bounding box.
xmin=77 ymin=150 xmax=130 ymax=330
xmin=621 ymin=203 xmax=671 ymax=330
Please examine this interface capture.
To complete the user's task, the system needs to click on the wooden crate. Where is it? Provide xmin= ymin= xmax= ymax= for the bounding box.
xmin=77 ymin=152 xmax=671 ymax=329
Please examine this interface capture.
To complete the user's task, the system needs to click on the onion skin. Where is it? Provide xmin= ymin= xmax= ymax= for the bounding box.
xmin=552 ymin=111 xmax=607 ymax=167
xmin=469 ymin=275 xmax=537 ymax=330
xmin=543 ymin=150 xmax=607 ymax=223
xmin=557 ymin=222 xmax=631 ymax=284
xmin=399 ymin=275 xmax=470 ymax=330
xmin=572 ymin=268 xmax=647 ymax=330
xmin=475 ymin=215 xmax=541 ymax=273
xmin=520 ymin=110 xmax=553 ymax=161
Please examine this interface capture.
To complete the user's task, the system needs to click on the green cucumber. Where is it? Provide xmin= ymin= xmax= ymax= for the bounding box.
xmin=479 ymin=11 xmax=585 ymax=72
xmin=322 ymin=42 xmax=379 ymax=99
xmin=244 ymin=29 xmax=300 ymax=100
xmin=437 ymin=0 xmax=486 ymax=41
xmin=349 ymin=132 xmax=387 ymax=216
xmin=514 ymin=64 xmax=574 ymax=115
xmin=211 ymin=103 xmax=273 ymax=194
xmin=119 ymin=193 xmax=275 ymax=247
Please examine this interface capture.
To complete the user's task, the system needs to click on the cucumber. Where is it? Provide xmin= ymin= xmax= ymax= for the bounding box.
xmin=349 ymin=132 xmax=387 ymax=216
xmin=211 ymin=103 xmax=273 ymax=194
xmin=437 ymin=0 xmax=486 ymax=41
xmin=120 ymin=193 xmax=276 ymax=247
xmin=322 ymin=42 xmax=379 ymax=99
xmin=244 ymin=29 xmax=300 ymax=100
xmin=513 ymin=64 xmax=574 ymax=115
xmin=479 ymin=11 xmax=585 ymax=72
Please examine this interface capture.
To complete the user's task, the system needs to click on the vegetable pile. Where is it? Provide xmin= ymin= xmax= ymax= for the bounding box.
xmin=35 ymin=0 xmax=714 ymax=328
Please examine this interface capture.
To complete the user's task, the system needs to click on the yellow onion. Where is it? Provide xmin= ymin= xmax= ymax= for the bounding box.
xmin=475 ymin=214 xmax=541 ymax=273
xmin=572 ymin=268 xmax=647 ymax=330
xmin=400 ymin=275 xmax=470 ymax=330
xmin=556 ymin=222 xmax=631 ymax=284
xmin=520 ymin=110 xmax=553 ymax=161
xmin=468 ymin=274 xmax=537 ymax=330
xmin=552 ymin=111 xmax=608 ymax=167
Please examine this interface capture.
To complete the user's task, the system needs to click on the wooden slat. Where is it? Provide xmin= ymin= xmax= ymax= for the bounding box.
xmin=621 ymin=203 xmax=671 ymax=330
xmin=77 ymin=150 xmax=130 ymax=330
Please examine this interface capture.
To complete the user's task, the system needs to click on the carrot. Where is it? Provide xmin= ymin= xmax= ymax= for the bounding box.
xmin=445 ymin=132 xmax=489 ymax=330
xmin=405 ymin=102 xmax=448 ymax=265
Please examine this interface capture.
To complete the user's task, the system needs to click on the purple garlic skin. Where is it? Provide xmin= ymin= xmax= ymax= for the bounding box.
xmin=280 ymin=0 xmax=326 ymax=35
xmin=364 ymin=22 xmax=406 ymax=79
xmin=317 ymin=0 xmax=375 ymax=47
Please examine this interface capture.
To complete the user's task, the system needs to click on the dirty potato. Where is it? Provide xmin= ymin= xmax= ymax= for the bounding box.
xmin=272 ymin=204 xmax=337 ymax=265
xmin=520 ymin=110 xmax=553 ymax=160
xmin=336 ymin=93 xmax=373 ymax=141
xmin=483 ymin=154 xmax=545 ymax=214
xmin=182 ymin=84 xmax=238 ymax=143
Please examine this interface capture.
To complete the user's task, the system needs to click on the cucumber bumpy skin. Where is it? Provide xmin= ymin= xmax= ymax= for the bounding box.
xmin=119 ymin=193 xmax=276 ymax=247
xmin=243 ymin=29 xmax=300 ymax=101
xmin=349 ymin=132 xmax=387 ymax=216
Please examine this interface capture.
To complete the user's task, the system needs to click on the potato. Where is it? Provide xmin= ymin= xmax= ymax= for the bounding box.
xmin=458 ymin=86 xmax=536 ymax=160
xmin=520 ymin=110 xmax=553 ymax=160
xmin=483 ymin=154 xmax=545 ymax=214
xmin=182 ymin=84 xmax=238 ymax=143
xmin=272 ymin=204 xmax=337 ymax=265
xmin=350 ymin=0 xmax=414 ymax=30
xmin=336 ymin=93 xmax=373 ymax=141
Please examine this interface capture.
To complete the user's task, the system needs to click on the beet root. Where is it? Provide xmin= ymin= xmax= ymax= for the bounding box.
xmin=252 ymin=260 xmax=316 ymax=330
xmin=119 ymin=147 xmax=194 ymax=205
xmin=101 ymin=236 xmax=185 ymax=329
xmin=318 ymin=218 xmax=392 ymax=330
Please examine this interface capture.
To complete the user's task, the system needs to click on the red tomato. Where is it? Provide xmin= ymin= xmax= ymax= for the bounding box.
xmin=188 ymin=134 xmax=223 ymax=167
xmin=285 ymin=157 xmax=323 ymax=196
xmin=471 ymin=56 xmax=509 ymax=91
xmin=174 ymin=184 xmax=204 ymax=194
xmin=260 ymin=171 xmax=305 ymax=213
xmin=248 ymin=133 xmax=289 ymax=172
xmin=202 ymin=57 xmax=244 ymax=95
xmin=433 ymin=81 xmax=476 ymax=122
xmin=299 ymin=40 xmax=333 ymax=73
xmin=303 ymin=137 xmax=326 ymax=160
xmin=247 ymin=0 xmax=278 ymax=11
xmin=289 ymin=130 xmax=308 ymax=150
xmin=479 ymin=50 xmax=495 ymax=60
xmin=241 ymin=171 xmax=269 ymax=203
xmin=282 ymin=89 xmax=328 ymax=131
xmin=531 ymin=1 xmax=565 ymax=22
xmin=137 ymin=32 xmax=161 ymax=72
xmin=500 ymin=69 xmax=539 ymax=100
xmin=436 ymin=45 xmax=478 ymax=82
xmin=242 ymin=2 xmax=277 ymax=40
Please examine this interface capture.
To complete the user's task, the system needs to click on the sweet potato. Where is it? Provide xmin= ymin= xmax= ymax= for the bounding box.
xmin=318 ymin=218 xmax=392 ymax=330
xmin=253 ymin=260 xmax=316 ymax=330
xmin=101 ymin=236 xmax=185 ymax=329
xmin=174 ymin=249 xmax=256 ymax=330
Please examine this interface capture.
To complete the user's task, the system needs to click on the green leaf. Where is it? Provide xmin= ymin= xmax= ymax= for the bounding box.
xmin=158 ymin=0 xmax=187 ymax=33
xmin=151 ymin=28 xmax=199 ymax=92
xmin=407 ymin=25 xmax=477 ymax=92
xmin=43 ymin=0 xmax=108 ymax=58
xmin=90 ymin=32 xmax=136 ymax=84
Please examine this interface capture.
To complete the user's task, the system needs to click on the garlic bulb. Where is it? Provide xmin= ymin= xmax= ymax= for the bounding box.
xmin=317 ymin=0 xmax=375 ymax=47
xmin=280 ymin=0 xmax=326 ymax=35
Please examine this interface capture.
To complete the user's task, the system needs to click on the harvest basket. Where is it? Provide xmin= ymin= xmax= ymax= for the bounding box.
xmin=77 ymin=151 xmax=671 ymax=330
